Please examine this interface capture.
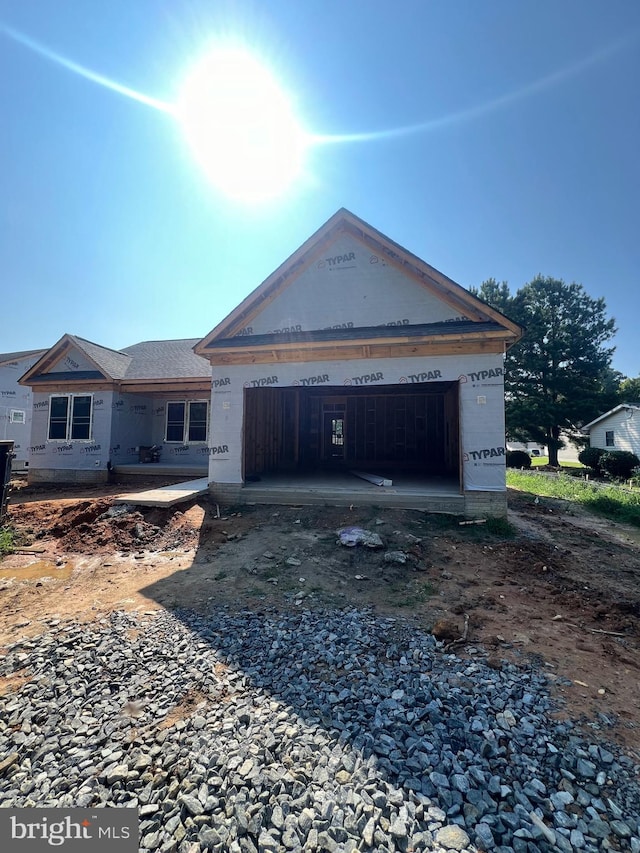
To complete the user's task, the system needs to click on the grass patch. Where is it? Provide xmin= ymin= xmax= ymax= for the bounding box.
xmin=507 ymin=470 xmax=640 ymax=528
xmin=530 ymin=457 xmax=584 ymax=468
xmin=484 ymin=516 xmax=516 ymax=537
xmin=453 ymin=516 xmax=516 ymax=539
xmin=0 ymin=527 xmax=15 ymax=557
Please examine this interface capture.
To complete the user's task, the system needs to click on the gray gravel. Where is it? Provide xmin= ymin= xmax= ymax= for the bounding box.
xmin=0 ymin=606 xmax=638 ymax=852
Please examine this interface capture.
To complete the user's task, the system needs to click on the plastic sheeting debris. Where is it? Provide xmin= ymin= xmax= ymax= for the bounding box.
xmin=336 ymin=526 xmax=384 ymax=548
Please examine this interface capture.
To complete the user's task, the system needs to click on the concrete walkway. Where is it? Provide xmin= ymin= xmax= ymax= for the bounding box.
xmin=114 ymin=477 xmax=209 ymax=507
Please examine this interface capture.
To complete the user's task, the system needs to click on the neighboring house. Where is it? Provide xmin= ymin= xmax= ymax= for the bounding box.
xmin=19 ymin=335 xmax=212 ymax=483
xmin=507 ymin=441 xmax=546 ymax=457
xmin=0 ymin=349 xmax=48 ymax=469
xmin=506 ymin=433 xmax=582 ymax=463
xmin=582 ymin=405 xmax=640 ymax=457
xmin=195 ymin=208 xmax=523 ymax=516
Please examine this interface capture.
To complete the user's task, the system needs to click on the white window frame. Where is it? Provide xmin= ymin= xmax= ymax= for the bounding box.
xmin=605 ymin=429 xmax=615 ymax=447
xmin=47 ymin=393 xmax=94 ymax=441
xmin=10 ymin=410 xmax=26 ymax=424
xmin=164 ymin=400 xmax=209 ymax=444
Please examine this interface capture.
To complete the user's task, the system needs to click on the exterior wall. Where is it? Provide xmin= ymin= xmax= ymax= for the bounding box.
xmin=589 ymin=408 xmax=640 ymax=456
xmin=147 ymin=396 xmax=210 ymax=468
xmin=208 ymin=353 xmax=506 ymax=495
xmin=0 ymin=354 xmax=43 ymax=468
xmin=54 ymin=347 xmax=99 ymax=373
xmin=109 ymin=393 xmax=153 ymax=465
xmin=111 ymin=393 xmax=210 ymax=468
xmin=29 ymin=467 xmax=109 ymax=484
xmin=28 ymin=390 xmax=116 ymax=481
xmin=233 ymin=234 xmax=468 ymax=336
xmin=463 ymin=490 xmax=507 ymax=517
xmin=29 ymin=390 xmax=211 ymax=480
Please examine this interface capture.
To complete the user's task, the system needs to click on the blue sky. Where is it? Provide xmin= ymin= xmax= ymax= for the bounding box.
xmin=1 ymin=0 xmax=639 ymax=378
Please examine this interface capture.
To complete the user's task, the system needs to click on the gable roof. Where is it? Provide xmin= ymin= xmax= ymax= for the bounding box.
xmin=20 ymin=334 xmax=211 ymax=387
xmin=582 ymin=404 xmax=640 ymax=432
xmin=0 ymin=348 xmax=48 ymax=367
xmin=20 ymin=334 xmax=130 ymax=384
xmin=196 ymin=208 xmax=522 ymax=354
xmin=69 ymin=335 xmax=133 ymax=378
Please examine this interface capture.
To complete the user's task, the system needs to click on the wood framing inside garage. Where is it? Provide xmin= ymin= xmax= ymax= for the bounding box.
xmin=243 ymin=382 xmax=459 ymax=481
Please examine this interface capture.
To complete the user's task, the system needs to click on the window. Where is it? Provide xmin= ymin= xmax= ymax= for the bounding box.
xmin=48 ymin=395 xmax=93 ymax=440
xmin=188 ymin=401 xmax=208 ymax=442
xmin=165 ymin=400 xmax=208 ymax=443
xmin=10 ymin=410 xmax=26 ymax=424
xmin=605 ymin=430 xmax=615 ymax=447
xmin=166 ymin=402 xmax=186 ymax=442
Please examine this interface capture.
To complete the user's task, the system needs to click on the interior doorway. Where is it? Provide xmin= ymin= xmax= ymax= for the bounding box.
xmin=322 ymin=407 xmax=345 ymax=462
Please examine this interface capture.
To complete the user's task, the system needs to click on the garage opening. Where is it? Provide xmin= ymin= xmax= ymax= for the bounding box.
xmin=243 ymin=382 xmax=459 ymax=480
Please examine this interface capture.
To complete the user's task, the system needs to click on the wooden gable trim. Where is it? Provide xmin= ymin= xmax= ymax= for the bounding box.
xmin=118 ymin=378 xmax=211 ymax=394
xmin=195 ymin=209 xmax=523 ymax=352
xmin=195 ymin=221 xmax=344 ymax=350
xmin=340 ymin=221 xmax=514 ymax=330
xmin=19 ymin=337 xmax=74 ymax=383
xmin=19 ymin=335 xmax=110 ymax=385
xmin=28 ymin=381 xmax=116 ymax=394
xmin=208 ymin=334 xmax=507 ymax=366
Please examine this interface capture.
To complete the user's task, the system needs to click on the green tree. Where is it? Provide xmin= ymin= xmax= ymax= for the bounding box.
xmin=475 ymin=275 xmax=617 ymax=466
xmin=619 ymin=375 xmax=640 ymax=404
xmin=470 ymin=278 xmax=513 ymax=315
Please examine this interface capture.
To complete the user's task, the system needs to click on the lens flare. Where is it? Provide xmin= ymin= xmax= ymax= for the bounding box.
xmin=176 ymin=46 xmax=309 ymax=202
xmin=1 ymin=20 xmax=637 ymax=203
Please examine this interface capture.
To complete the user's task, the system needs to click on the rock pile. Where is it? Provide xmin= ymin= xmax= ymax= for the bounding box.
xmin=0 ymin=607 xmax=638 ymax=852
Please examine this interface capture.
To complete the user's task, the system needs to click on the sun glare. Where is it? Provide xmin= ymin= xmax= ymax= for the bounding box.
xmin=176 ymin=46 xmax=308 ymax=203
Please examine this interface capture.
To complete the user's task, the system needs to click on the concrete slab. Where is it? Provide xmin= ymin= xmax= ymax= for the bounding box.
xmin=114 ymin=477 xmax=209 ymax=507
xmin=227 ymin=471 xmax=465 ymax=512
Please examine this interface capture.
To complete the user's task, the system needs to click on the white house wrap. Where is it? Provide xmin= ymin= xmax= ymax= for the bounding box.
xmin=19 ymin=209 xmax=521 ymax=515
xmin=196 ymin=209 xmax=521 ymax=515
xmin=0 ymin=349 xmax=47 ymax=469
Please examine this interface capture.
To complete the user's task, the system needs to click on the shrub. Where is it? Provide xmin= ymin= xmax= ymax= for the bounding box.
xmin=578 ymin=446 xmax=606 ymax=471
xmin=599 ymin=450 xmax=640 ymax=480
xmin=0 ymin=527 xmax=15 ymax=556
xmin=506 ymin=450 xmax=531 ymax=469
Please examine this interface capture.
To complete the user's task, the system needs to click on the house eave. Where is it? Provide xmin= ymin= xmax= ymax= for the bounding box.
xmin=582 ymin=404 xmax=640 ymax=432
xmin=118 ymin=377 xmax=212 ymax=394
xmin=200 ymin=321 xmax=516 ymax=365
xmin=207 ymin=337 xmax=511 ymax=367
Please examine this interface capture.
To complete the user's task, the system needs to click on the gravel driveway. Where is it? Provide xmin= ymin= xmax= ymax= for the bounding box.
xmin=1 ymin=606 xmax=638 ymax=852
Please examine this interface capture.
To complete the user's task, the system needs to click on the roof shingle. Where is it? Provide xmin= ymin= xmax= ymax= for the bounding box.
xmin=120 ymin=339 xmax=211 ymax=379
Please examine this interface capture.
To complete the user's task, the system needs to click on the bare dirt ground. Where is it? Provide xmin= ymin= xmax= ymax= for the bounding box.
xmin=2 ymin=477 xmax=639 ymax=755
